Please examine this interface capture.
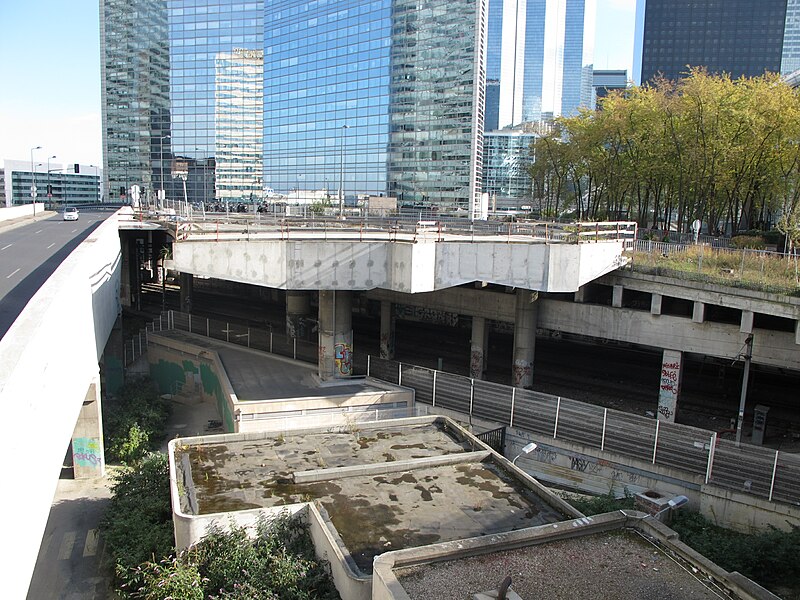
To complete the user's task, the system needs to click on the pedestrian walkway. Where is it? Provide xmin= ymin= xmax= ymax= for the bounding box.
xmin=27 ymin=477 xmax=114 ymax=600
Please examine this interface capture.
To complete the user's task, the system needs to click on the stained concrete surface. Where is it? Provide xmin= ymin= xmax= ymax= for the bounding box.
xmin=177 ymin=422 xmax=567 ymax=573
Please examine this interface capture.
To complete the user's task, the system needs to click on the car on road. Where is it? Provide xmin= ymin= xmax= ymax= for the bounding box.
xmin=63 ymin=206 xmax=79 ymax=221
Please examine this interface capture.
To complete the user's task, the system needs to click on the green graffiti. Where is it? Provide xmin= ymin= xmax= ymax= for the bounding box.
xmin=199 ymin=363 xmax=234 ymax=432
xmin=150 ymin=359 xmax=187 ymax=395
xmin=182 ymin=360 xmax=197 ymax=373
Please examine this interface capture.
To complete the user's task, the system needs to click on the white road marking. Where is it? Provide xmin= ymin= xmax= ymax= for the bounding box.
xmin=83 ymin=529 xmax=99 ymax=557
xmin=34 ymin=229 xmax=42 ymax=234
xmin=58 ymin=531 xmax=77 ymax=560
xmin=47 ymin=243 xmax=56 ymax=249
xmin=1 ymin=243 xmax=11 ymax=250
xmin=6 ymin=268 xmax=20 ymax=279
xmin=71 ymin=229 xmax=78 ymax=233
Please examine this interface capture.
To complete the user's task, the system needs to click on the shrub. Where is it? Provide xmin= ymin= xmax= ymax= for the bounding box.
xmin=100 ymin=452 xmax=174 ymax=572
xmin=104 ymin=377 xmax=171 ymax=463
xmin=730 ymin=235 xmax=766 ymax=250
xmin=117 ymin=513 xmax=340 ymax=600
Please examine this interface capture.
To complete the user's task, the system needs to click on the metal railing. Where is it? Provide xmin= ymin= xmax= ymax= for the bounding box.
xmin=126 ymin=210 xmax=637 ymax=246
xmin=365 ymin=356 xmax=800 ymax=506
xmin=123 ymin=310 xmax=799 ymax=506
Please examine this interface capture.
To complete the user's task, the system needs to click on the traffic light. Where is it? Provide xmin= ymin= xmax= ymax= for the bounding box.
xmin=46 ymin=184 xmax=53 ymax=195
xmin=74 ymin=163 xmax=80 ymax=173
xmin=120 ymin=186 xmax=126 ymax=195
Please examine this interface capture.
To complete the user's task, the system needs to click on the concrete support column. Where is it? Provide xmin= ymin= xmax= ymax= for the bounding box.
xmin=692 ymin=301 xmax=705 ymax=323
xmin=795 ymin=320 xmax=800 ymax=345
xmin=180 ymin=272 xmax=194 ymax=313
xmin=379 ymin=300 xmax=395 ymax=360
xmin=740 ymin=310 xmax=754 ymax=334
xmin=574 ymin=285 xmax=587 ymax=303
xmin=657 ymin=350 xmax=683 ymax=423
xmin=71 ymin=379 xmax=105 ymax=479
xmin=318 ymin=290 xmax=353 ymax=380
xmin=650 ymin=293 xmax=662 ymax=315
xmin=286 ymin=290 xmax=311 ymax=339
xmin=470 ymin=316 xmax=486 ymax=380
xmin=612 ymin=285 xmax=623 ymax=308
xmin=512 ymin=289 xmax=538 ymax=388
xmin=120 ymin=236 xmax=133 ymax=308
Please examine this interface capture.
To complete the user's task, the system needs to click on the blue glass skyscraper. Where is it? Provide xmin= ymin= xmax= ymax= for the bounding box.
xmin=102 ymin=0 xmax=487 ymax=213
xmin=484 ymin=0 xmax=595 ymax=128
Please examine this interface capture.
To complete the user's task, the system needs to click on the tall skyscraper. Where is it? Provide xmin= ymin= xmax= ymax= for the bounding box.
xmin=634 ymin=0 xmax=800 ymax=85
xmin=101 ymin=0 xmax=487 ymax=213
xmin=485 ymin=0 xmax=595 ymax=128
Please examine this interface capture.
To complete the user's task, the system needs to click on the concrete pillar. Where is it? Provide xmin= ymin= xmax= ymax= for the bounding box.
xmin=657 ymin=350 xmax=683 ymax=423
xmin=379 ymin=300 xmax=395 ymax=359
xmin=574 ymin=285 xmax=587 ymax=303
xmin=650 ymin=293 xmax=662 ymax=316
xmin=120 ymin=236 xmax=133 ymax=308
xmin=513 ymin=289 xmax=538 ymax=388
xmin=318 ymin=290 xmax=353 ymax=380
xmin=180 ymin=272 xmax=194 ymax=313
xmin=71 ymin=379 xmax=105 ymax=479
xmin=612 ymin=285 xmax=623 ymax=308
xmin=692 ymin=301 xmax=705 ymax=323
xmin=470 ymin=316 xmax=486 ymax=380
xmin=795 ymin=320 xmax=800 ymax=345
xmin=740 ymin=310 xmax=754 ymax=334
xmin=286 ymin=290 xmax=311 ymax=339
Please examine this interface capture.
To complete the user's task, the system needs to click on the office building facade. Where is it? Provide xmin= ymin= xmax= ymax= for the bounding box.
xmin=485 ymin=0 xmax=595 ymax=128
xmin=634 ymin=0 xmax=800 ymax=85
xmin=481 ymin=130 xmax=536 ymax=207
xmin=101 ymin=0 xmax=487 ymax=213
xmin=592 ymin=69 xmax=628 ymax=107
xmin=1 ymin=161 xmax=102 ymax=207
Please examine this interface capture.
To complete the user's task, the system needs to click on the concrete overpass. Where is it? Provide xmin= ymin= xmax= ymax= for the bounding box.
xmin=0 ymin=207 xmax=123 ymax=599
xmin=167 ymin=217 xmax=635 ymax=385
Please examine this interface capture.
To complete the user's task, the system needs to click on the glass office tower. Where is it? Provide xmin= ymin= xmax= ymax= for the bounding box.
xmin=634 ymin=0 xmax=795 ymax=85
xmin=486 ymin=0 xmax=595 ymax=127
xmin=102 ymin=0 xmax=487 ymax=212
xmin=100 ymin=0 xmax=170 ymax=203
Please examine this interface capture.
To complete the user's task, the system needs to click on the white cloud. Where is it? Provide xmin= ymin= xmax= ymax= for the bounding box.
xmin=0 ymin=112 xmax=102 ymax=167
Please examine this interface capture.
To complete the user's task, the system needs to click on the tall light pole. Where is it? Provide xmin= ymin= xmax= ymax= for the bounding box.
xmin=160 ymin=134 xmax=171 ymax=205
xmin=90 ymin=165 xmax=100 ymax=203
xmin=339 ymin=125 xmax=349 ymax=218
xmin=46 ymin=155 xmax=56 ymax=206
xmin=30 ymin=146 xmax=41 ymax=214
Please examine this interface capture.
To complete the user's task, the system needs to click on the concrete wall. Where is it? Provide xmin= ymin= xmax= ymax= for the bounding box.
xmin=147 ymin=333 xmax=414 ymax=434
xmin=172 ymin=237 xmax=627 ymax=293
xmin=367 ymin=284 xmax=799 ymax=371
xmin=0 ymin=202 xmax=45 ymax=220
xmin=426 ymin=406 xmax=800 ymax=533
xmin=0 ymin=209 xmax=124 ymax=599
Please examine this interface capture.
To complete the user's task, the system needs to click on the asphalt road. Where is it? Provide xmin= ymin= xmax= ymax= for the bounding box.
xmin=0 ymin=210 xmax=106 ymax=339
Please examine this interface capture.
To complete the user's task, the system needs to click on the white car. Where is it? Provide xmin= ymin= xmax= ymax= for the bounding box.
xmin=63 ymin=206 xmax=79 ymax=221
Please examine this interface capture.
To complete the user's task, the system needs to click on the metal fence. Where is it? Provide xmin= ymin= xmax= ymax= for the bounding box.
xmin=123 ymin=310 xmax=800 ymax=506
xmin=366 ymin=356 xmax=800 ymax=506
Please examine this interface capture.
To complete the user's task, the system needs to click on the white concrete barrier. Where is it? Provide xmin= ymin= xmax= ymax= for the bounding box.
xmin=0 ymin=208 xmax=125 ymax=599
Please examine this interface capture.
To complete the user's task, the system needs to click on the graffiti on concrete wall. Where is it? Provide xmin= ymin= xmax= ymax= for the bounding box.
xmin=658 ymin=350 xmax=682 ymax=423
xmin=73 ymin=437 xmax=102 ymax=468
xmin=335 ymin=343 xmax=352 ymax=375
xmin=469 ymin=349 xmax=483 ymax=379
xmin=395 ymin=304 xmax=459 ymax=327
xmin=513 ymin=360 xmax=532 ymax=387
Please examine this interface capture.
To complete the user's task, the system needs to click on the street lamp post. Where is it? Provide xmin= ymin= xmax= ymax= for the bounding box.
xmin=30 ymin=146 xmax=42 ymax=214
xmin=46 ymin=155 xmax=56 ymax=207
xmin=160 ymin=134 xmax=171 ymax=206
xmin=339 ymin=125 xmax=349 ymax=218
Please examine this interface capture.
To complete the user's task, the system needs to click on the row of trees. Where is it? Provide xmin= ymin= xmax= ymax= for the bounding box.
xmin=529 ymin=69 xmax=800 ymax=237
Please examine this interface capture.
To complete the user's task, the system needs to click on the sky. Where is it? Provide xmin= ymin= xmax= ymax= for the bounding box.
xmin=0 ymin=0 xmax=637 ymax=169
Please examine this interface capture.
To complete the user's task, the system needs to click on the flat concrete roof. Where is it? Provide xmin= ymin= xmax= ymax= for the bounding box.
xmin=175 ymin=419 xmax=571 ymax=573
xmin=157 ymin=329 xmax=389 ymax=400
xmin=394 ymin=528 xmax=723 ymax=599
